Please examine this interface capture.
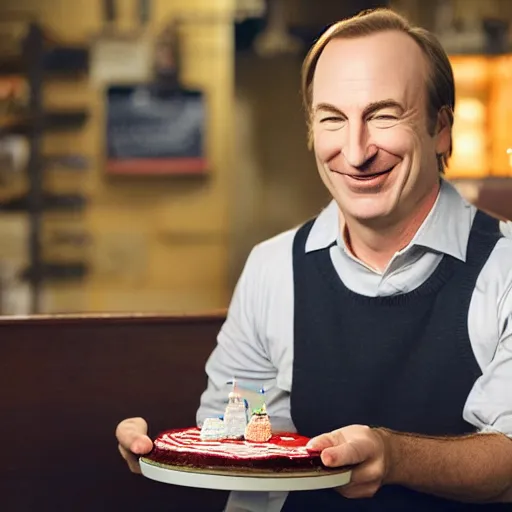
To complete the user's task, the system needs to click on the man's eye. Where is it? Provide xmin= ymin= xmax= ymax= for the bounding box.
xmin=320 ymin=117 xmax=344 ymax=123
xmin=370 ymin=115 xmax=399 ymax=127
xmin=373 ymin=115 xmax=397 ymax=120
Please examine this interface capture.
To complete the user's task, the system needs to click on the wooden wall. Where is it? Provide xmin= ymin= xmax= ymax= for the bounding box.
xmin=0 ymin=0 xmax=236 ymax=314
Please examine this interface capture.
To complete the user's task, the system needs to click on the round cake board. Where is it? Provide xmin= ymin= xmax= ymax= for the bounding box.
xmin=140 ymin=458 xmax=352 ymax=492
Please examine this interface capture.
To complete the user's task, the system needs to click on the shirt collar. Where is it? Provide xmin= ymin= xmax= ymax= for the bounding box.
xmin=305 ymin=179 xmax=474 ymax=262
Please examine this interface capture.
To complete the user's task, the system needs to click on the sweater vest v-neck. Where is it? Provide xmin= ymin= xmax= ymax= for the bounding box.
xmin=282 ymin=210 xmax=507 ymax=511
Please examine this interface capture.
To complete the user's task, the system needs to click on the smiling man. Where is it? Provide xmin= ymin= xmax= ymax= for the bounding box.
xmin=116 ymin=8 xmax=512 ymax=512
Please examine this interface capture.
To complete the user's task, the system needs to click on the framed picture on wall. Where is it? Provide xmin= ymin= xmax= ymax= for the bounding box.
xmin=105 ymin=84 xmax=208 ymax=176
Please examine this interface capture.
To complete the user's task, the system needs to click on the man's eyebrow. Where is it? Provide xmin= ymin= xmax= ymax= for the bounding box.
xmin=362 ymin=100 xmax=404 ymax=117
xmin=313 ymin=100 xmax=404 ymax=117
xmin=314 ymin=103 xmax=345 ymax=116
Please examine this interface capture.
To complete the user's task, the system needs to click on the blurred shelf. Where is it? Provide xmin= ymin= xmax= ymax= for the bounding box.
xmin=0 ymin=109 xmax=89 ymax=135
xmin=21 ymin=261 xmax=89 ymax=282
xmin=0 ymin=23 xmax=90 ymax=313
xmin=0 ymin=57 xmax=23 ymax=75
xmin=0 ymin=46 xmax=89 ymax=77
xmin=43 ymin=46 xmax=89 ymax=74
xmin=0 ymin=115 xmax=30 ymax=133
xmin=43 ymin=110 xmax=90 ymax=131
xmin=0 ymin=192 xmax=87 ymax=212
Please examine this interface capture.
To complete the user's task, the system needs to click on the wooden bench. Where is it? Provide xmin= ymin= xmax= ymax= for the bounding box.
xmin=0 ymin=313 xmax=229 ymax=511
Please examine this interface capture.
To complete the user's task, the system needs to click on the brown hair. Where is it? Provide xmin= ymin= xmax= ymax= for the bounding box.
xmin=301 ymin=8 xmax=455 ymax=171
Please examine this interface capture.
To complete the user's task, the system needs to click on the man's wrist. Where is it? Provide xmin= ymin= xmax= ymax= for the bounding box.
xmin=373 ymin=427 xmax=399 ymax=485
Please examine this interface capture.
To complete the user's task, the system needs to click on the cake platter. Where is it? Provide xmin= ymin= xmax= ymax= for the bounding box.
xmin=139 ymin=458 xmax=352 ymax=492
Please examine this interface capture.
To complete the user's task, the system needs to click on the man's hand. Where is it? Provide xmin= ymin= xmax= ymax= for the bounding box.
xmin=307 ymin=425 xmax=391 ymax=499
xmin=115 ymin=417 xmax=153 ymax=474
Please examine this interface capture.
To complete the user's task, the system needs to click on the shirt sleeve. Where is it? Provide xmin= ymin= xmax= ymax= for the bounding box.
xmin=464 ymin=237 xmax=512 ymax=437
xmin=196 ymin=245 xmax=283 ymax=426
xmin=499 ymin=220 xmax=512 ymax=239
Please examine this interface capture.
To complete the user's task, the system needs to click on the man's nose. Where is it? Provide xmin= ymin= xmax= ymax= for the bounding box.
xmin=343 ymin=122 xmax=378 ymax=169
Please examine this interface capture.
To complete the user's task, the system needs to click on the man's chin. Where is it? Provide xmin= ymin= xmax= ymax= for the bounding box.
xmin=339 ymin=202 xmax=398 ymax=228
xmin=351 ymin=211 xmax=391 ymax=223
xmin=336 ymin=194 xmax=392 ymax=219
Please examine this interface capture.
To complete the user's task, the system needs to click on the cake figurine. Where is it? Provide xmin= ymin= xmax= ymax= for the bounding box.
xmin=199 ymin=417 xmax=225 ymax=441
xmin=244 ymin=404 xmax=272 ymax=442
xmin=199 ymin=380 xmax=273 ymax=441
xmin=223 ymin=388 xmax=248 ymax=439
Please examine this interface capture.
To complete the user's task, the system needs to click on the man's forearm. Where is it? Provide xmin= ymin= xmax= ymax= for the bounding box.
xmin=378 ymin=429 xmax=512 ymax=503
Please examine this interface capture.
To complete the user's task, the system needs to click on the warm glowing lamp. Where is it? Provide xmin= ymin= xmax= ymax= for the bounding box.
xmin=489 ymin=56 xmax=512 ymax=177
xmin=448 ymin=54 xmax=512 ymax=179
xmin=446 ymin=56 xmax=491 ymax=179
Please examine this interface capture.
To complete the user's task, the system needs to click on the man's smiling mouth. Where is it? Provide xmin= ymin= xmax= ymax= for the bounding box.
xmin=330 ymin=166 xmax=395 ymax=180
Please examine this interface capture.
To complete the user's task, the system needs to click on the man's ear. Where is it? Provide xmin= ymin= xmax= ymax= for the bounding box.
xmin=435 ymin=107 xmax=453 ymax=156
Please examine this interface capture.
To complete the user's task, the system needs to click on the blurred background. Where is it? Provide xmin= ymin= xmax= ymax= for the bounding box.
xmin=0 ymin=0 xmax=511 ymax=316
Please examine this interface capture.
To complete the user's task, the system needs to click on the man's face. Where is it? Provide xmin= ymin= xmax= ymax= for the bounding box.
xmin=312 ymin=31 xmax=449 ymax=226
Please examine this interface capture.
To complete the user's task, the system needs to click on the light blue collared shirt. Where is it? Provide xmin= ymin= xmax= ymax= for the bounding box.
xmin=198 ymin=180 xmax=512 ymax=512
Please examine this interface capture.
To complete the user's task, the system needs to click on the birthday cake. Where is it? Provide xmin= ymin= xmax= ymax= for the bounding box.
xmin=143 ymin=382 xmax=325 ymax=474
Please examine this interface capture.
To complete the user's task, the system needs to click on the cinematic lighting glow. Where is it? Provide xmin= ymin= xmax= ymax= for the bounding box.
xmin=448 ymin=55 xmax=512 ymax=179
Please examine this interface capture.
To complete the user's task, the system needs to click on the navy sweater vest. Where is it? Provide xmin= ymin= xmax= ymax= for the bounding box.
xmin=282 ymin=210 xmax=508 ymax=511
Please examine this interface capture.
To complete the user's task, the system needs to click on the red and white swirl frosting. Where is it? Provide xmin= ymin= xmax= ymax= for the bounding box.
xmin=154 ymin=427 xmax=316 ymax=461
